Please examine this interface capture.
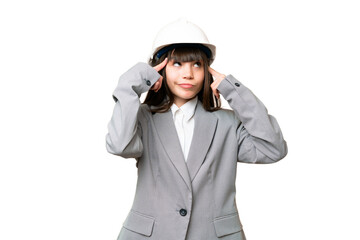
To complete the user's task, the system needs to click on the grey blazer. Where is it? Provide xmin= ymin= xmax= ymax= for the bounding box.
xmin=105 ymin=62 xmax=288 ymax=240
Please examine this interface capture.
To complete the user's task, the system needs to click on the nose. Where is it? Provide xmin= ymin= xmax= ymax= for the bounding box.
xmin=182 ymin=63 xmax=194 ymax=79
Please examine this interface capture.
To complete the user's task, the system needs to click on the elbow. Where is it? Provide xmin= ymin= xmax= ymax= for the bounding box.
xmin=270 ymin=140 xmax=288 ymax=163
xmin=238 ymin=139 xmax=288 ymax=164
xmin=106 ymin=141 xmax=124 ymax=156
xmin=256 ymin=140 xmax=288 ymax=164
xmin=105 ymin=137 xmax=124 ymax=156
xmin=105 ymin=134 xmax=143 ymax=158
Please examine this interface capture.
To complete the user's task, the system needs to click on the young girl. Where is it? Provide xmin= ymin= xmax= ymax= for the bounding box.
xmin=106 ymin=19 xmax=287 ymax=240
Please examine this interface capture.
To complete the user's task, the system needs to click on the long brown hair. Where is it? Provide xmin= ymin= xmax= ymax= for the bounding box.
xmin=144 ymin=46 xmax=221 ymax=113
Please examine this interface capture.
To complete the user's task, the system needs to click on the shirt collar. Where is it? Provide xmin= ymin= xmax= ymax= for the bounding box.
xmin=170 ymin=96 xmax=198 ymax=121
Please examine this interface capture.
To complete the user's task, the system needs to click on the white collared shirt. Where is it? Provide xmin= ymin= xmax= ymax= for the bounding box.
xmin=170 ymin=96 xmax=198 ymax=162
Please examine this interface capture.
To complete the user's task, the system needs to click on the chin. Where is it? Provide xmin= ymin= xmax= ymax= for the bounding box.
xmin=183 ymin=94 xmax=196 ymax=99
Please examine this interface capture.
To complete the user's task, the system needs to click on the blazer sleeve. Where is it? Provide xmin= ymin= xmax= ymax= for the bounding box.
xmin=105 ymin=62 xmax=161 ymax=158
xmin=217 ymin=74 xmax=288 ymax=164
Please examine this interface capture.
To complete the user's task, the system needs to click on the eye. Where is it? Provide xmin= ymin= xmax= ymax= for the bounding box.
xmin=173 ymin=62 xmax=181 ymax=66
xmin=194 ymin=62 xmax=201 ymax=67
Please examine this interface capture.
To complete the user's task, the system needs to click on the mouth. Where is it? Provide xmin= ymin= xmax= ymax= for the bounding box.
xmin=178 ymin=84 xmax=194 ymax=89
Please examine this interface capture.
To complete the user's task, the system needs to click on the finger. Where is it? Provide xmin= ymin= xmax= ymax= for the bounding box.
xmin=150 ymin=81 xmax=159 ymax=90
xmin=209 ymin=66 xmax=226 ymax=81
xmin=208 ymin=66 xmax=215 ymax=75
xmin=208 ymin=66 xmax=220 ymax=76
xmin=212 ymin=88 xmax=219 ymax=100
xmin=160 ymin=58 xmax=168 ymax=69
xmin=153 ymin=58 xmax=168 ymax=72
xmin=154 ymin=82 xmax=160 ymax=92
xmin=155 ymin=76 xmax=164 ymax=92
xmin=211 ymin=83 xmax=220 ymax=99
xmin=214 ymin=90 xmax=219 ymax=100
xmin=155 ymin=81 xmax=160 ymax=90
xmin=208 ymin=67 xmax=221 ymax=81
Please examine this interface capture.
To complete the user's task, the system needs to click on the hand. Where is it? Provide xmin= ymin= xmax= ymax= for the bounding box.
xmin=208 ymin=66 xmax=226 ymax=99
xmin=150 ymin=58 xmax=168 ymax=92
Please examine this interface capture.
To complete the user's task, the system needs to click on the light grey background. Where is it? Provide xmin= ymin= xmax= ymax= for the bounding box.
xmin=1 ymin=0 xmax=359 ymax=239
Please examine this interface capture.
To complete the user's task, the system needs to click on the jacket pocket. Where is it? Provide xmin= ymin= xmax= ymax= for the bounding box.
xmin=123 ymin=210 xmax=155 ymax=237
xmin=213 ymin=212 xmax=243 ymax=238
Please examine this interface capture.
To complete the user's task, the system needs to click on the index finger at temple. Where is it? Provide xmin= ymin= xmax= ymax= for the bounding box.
xmin=208 ymin=66 xmax=214 ymax=74
xmin=154 ymin=58 xmax=168 ymax=71
xmin=208 ymin=66 xmax=219 ymax=77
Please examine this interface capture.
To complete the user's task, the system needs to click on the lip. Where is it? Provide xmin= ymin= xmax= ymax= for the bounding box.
xmin=178 ymin=84 xmax=194 ymax=89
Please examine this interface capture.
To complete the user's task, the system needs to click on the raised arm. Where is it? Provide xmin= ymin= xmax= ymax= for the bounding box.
xmin=105 ymin=62 xmax=162 ymax=158
xmin=211 ymin=69 xmax=288 ymax=164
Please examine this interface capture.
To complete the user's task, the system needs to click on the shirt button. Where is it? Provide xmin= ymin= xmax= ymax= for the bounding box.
xmin=179 ymin=209 xmax=187 ymax=216
xmin=235 ymin=82 xmax=240 ymax=87
xmin=146 ymin=80 xmax=151 ymax=86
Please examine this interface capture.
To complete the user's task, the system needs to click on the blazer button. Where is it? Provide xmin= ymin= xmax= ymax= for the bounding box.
xmin=146 ymin=80 xmax=151 ymax=86
xmin=235 ymin=82 xmax=240 ymax=87
xmin=179 ymin=209 xmax=187 ymax=216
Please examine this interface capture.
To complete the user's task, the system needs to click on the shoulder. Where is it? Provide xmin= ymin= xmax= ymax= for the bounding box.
xmin=139 ymin=103 xmax=151 ymax=114
xmin=137 ymin=103 xmax=153 ymax=121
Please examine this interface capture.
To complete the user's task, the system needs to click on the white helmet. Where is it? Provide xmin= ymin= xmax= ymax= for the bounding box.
xmin=149 ymin=18 xmax=216 ymax=65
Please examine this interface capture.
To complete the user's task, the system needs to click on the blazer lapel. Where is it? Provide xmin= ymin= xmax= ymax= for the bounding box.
xmin=152 ymin=100 xmax=218 ymax=191
xmin=186 ymin=101 xmax=218 ymax=182
xmin=153 ymin=108 xmax=192 ymax=191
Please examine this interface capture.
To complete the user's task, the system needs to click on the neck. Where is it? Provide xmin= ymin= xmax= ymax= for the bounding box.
xmin=174 ymin=96 xmax=196 ymax=108
xmin=174 ymin=101 xmax=187 ymax=108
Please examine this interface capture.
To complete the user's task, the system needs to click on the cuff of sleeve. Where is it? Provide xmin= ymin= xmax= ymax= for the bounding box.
xmin=112 ymin=62 xmax=161 ymax=102
xmin=140 ymin=62 xmax=162 ymax=89
xmin=217 ymin=74 xmax=244 ymax=98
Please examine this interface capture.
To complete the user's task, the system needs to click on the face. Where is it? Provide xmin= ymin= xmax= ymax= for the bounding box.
xmin=165 ymin=59 xmax=205 ymax=107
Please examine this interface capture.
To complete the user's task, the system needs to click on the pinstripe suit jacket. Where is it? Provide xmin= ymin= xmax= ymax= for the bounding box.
xmin=105 ymin=62 xmax=288 ymax=240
